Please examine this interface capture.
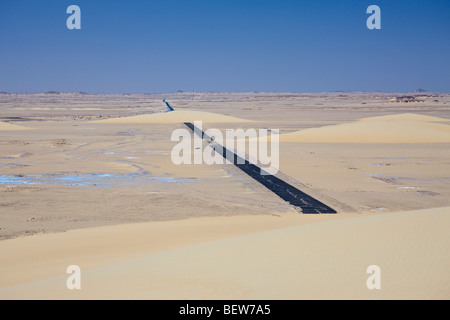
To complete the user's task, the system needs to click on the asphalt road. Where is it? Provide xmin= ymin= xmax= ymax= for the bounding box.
xmin=184 ymin=122 xmax=337 ymax=214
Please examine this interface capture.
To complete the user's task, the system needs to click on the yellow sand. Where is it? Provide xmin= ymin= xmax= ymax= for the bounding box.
xmin=360 ymin=113 xmax=450 ymax=123
xmin=92 ymin=110 xmax=253 ymax=124
xmin=0 ymin=121 xmax=31 ymax=131
xmin=278 ymin=113 xmax=450 ymax=143
xmin=0 ymin=207 xmax=448 ymax=299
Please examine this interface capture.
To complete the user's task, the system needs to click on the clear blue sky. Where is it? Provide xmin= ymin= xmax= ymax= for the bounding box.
xmin=0 ymin=0 xmax=449 ymax=93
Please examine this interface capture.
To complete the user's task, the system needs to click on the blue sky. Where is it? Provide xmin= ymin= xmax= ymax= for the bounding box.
xmin=0 ymin=0 xmax=449 ymax=93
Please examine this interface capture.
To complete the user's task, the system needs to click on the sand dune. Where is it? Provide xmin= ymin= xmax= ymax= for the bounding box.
xmin=278 ymin=113 xmax=450 ymax=143
xmin=0 ymin=207 xmax=448 ymax=299
xmin=360 ymin=113 xmax=450 ymax=123
xmin=92 ymin=110 xmax=253 ymax=124
xmin=0 ymin=121 xmax=31 ymax=131
xmin=0 ymin=214 xmax=324 ymax=288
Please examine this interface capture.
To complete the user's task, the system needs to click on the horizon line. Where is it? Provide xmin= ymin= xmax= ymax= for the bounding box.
xmin=0 ymin=89 xmax=446 ymax=95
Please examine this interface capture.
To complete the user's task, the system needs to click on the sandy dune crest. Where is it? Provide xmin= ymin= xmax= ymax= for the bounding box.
xmin=360 ymin=113 xmax=450 ymax=123
xmin=92 ymin=110 xmax=253 ymax=124
xmin=278 ymin=113 xmax=450 ymax=143
xmin=0 ymin=121 xmax=32 ymax=131
xmin=0 ymin=207 xmax=448 ymax=300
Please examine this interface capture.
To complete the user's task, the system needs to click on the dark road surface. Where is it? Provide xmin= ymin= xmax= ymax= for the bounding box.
xmin=184 ymin=122 xmax=337 ymax=214
xmin=163 ymin=99 xmax=175 ymax=112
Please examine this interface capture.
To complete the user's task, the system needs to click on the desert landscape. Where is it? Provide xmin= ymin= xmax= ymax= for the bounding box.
xmin=0 ymin=91 xmax=449 ymax=299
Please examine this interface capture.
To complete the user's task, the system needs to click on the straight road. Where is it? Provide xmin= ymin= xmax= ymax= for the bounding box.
xmin=184 ymin=122 xmax=337 ymax=214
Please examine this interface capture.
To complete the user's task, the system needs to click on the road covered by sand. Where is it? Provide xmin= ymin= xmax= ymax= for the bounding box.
xmin=0 ymin=92 xmax=449 ymax=299
xmin=92 ymin=110 xmax=254 ymax=124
